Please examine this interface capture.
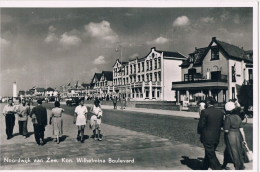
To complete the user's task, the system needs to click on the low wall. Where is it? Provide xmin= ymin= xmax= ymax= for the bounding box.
xmin=135 ymin=104 xmax=181 ymax=111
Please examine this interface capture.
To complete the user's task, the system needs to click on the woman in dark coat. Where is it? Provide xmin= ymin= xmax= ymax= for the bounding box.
xmin=222 ymin=101 xmax=246 ymax=170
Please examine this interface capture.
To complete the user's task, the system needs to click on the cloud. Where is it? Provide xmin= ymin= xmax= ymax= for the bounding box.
xmin=48 ymin=25 xmax=56 ymax=32
xmin=44 ymin=33 xmax=58 ymax=43
xmin=200 ymin=17 xmax=214 ymax=23
xmin=233 ymin=14 xmax=240 ymax=24
xmin=220 ymin=11 xmax=230 ymax=21
xmin=146 ymin=36 xmax=170 ymax=45
xmin=1 ymin=37 xmax=10 ymax=48
xmin=94 ymin=56 xmax=106 ymax=65
xmin=84 ymin=20 xmax=118 ymax=43
xmin=173 ymin=16 xmax=190 ymax=27
xmin=59 ymin=32 xmax=82 ymax=47
xmin=44 ymin=25 xmax=58 ymax=43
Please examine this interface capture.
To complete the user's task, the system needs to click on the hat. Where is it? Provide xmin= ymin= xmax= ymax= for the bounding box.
xmin=225 ymin=102 xmax=236 ymax=112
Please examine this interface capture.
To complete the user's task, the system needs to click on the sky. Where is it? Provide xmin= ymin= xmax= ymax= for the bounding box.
xmin=0 ymin=7 xmax=253 ymax=96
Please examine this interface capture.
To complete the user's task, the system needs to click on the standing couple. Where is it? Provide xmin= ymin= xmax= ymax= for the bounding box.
xmin=197 ymin=97 xmax=247 ymax=170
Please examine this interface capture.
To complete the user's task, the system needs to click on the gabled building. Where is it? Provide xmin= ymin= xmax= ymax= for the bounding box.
xmin=113 ymin=47 xmax=187 ymax=101
xmin=172 ymin=37 xmax=253 ymax=103
xmin=34 ymin=88 xmax=45 ymax=96
xmin=99 ymin=71 xmax=113 ymax=95
xmin=45 ymin=87 xmax=58 ymax=97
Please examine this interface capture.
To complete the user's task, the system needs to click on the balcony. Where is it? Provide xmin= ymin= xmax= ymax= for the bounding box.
xmin=172 ymin=78 xmax=228 ymax=90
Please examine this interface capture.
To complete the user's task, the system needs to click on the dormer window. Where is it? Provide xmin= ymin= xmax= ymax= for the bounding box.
xmin=211 ymin=47 xmax=219 ymax=60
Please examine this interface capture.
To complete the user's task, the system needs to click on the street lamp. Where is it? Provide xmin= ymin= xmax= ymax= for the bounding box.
xmin=116 ymin=44 xmax=126 ymax=109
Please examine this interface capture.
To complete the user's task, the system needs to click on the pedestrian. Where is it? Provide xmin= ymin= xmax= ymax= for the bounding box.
xmin=17 ymin=99 xmax=30 ymax=139
xmin=2 ymin=99 xmax=16 ymax=140
xmin=90 ymin=99 xmax=103 ymax=141
xmin=74 ymin=98 xmax=88 ymax=143
xmin=50 ymin=101 xmax=64 ymax=144
xmin=30 ymin=100 xmax=48 ymax=146
xmin=221 ymin=101 xmax=246 ymax=170
xmin=112 ymin=96 xmax=117 ymax=109
xmin=197 ymin=97 xmax=224 ymax=170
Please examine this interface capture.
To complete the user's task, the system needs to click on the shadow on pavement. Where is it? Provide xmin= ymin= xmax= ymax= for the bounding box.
xmin=60 ymin=135 xmax=69 ymax=142
xmin=180 ymin=156 xmax=203 ymax=170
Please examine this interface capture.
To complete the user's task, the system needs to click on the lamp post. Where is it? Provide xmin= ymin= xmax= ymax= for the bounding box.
xmin=116 ymin=44 xmax=126 ymax=109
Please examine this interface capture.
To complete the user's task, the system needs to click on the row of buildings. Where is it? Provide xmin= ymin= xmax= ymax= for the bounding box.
xmin=87 ymin=37 xmax=253 ymax=103
xmin=19 ymin=37 xmax=253 ymax=104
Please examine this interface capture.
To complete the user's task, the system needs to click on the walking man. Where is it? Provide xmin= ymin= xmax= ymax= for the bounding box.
xmin=17 ymin=99 xmax=30 ymax=139
xmin=197 ymin=97 xmax=224 ymax=170
xmin=30 ymin=100 xmax=48 ymax=145
xmin=2 ymin=99 xmax=16 ymax=140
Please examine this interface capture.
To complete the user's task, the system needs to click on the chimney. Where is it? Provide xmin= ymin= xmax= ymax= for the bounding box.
xmin=212 ymin=37 xmax=216 ymax=41
xmin=151 ymin=47 xmax=156 ymax=51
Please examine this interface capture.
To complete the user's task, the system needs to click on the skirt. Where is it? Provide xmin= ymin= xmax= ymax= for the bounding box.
xmin=90 ymin=115 xmax=101 ymax=130
xmin=224 ymin=130 xmax=244 ymax=170
xmin=52 ymin=117 xmax=63 ymax=137
xmin=76 ymin=114 xmax=86 ymax=126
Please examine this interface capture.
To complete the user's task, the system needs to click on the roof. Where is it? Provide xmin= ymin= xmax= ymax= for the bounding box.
xmin=46 ymin=87 xmax=55 ymax=91
xmin=91 ymin=73 xmax=102 ymax=83
xmin=35 ymin=88 xmax=45 ymax=92
xmin=180 ymin=37 xmax=253 ymax=68
xmin=102 ymin=71 xmax=113 ymax=81
xmin=157 ymin=50 xmax=187 ymax=59
xmin=215 ymin=40 xmax=253 ymax=62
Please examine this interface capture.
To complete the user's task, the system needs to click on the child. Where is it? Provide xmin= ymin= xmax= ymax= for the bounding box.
xmin=90 ymin=99 xmax=103 ymax=141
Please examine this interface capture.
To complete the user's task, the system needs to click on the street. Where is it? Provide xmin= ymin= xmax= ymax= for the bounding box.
xmin=0 ymin=103 xmax=253 ymax=170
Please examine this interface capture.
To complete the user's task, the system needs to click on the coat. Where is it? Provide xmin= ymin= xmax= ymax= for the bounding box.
xmin=197 ymin=106 xmax=225 ymax=144
xmin=30 ymin=105 xmax=48 ymax=126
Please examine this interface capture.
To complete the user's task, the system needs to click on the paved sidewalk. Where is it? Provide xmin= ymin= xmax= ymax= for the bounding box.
xmin=1 ymin=104 xmax=253 ymax=170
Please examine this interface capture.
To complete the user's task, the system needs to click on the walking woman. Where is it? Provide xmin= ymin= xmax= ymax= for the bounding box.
xmin=74 ymin=98 xmax=88 ymax=143
xmin=50 ymin=101 xmax=64 ymax=144
xmin=222 ymin=101 xmax=246 ymax=170
xmin=90 ymin=99 xmax=103 ymax=141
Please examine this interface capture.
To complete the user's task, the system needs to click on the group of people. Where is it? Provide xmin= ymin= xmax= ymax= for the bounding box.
xmin=197 ymin=97 xmax=248 ymax=170
xmin=2 ymin=97 xmax=103 ymax=145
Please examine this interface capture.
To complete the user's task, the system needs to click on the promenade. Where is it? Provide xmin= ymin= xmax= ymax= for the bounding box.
xmin=0 ymin=103 xmax=253 ymax=170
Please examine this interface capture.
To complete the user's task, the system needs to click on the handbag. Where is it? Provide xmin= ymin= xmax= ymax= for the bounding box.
xmin=242 ymin=141 xmax=253 ymax=163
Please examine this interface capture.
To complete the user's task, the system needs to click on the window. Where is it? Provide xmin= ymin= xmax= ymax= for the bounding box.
xmin=158 ymin=72 xmax=161 ymax=81
xmin=142 ymin=62 xmax=145 ymax=72
xmin=126 ymin=78 xmax=129 ymax=84
xmin=146 ymin=74 xmax=149 ymax=81
xmin=138 ymin=63 xmax=140 ymax=72
xmin=142 ymin=75 xmax=145 ymax=81
xmin=154 ymin=72 xmax=157 ymax=81
xmin=126 ymin=66 xmax=128 ymax=75
xmin=211 ymin=47 xmax=219 ymax=60
xmin=134 ymin=64 xmax=136 ymax=73
xmin=150 ymin=60 xmax=152 ymax=70
xmin=130 ymin=65 xmax=132 ymax=74
xmin=146 ymin=61 xmax=149 ymax=71
xmin=150 ymin=73 xmax=152 ymax=81
xmin=138 ymin=75 xmax=140 ymax=82
xmin=232 ymin=66 xmax=236 ymax=82
xmin=154 ymin=59 xmax=157 ymax=69
xmin=158 ymin=57 xmax=161 ymax=69
xmin=232 ymin=87 xmax=235 ymax=99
